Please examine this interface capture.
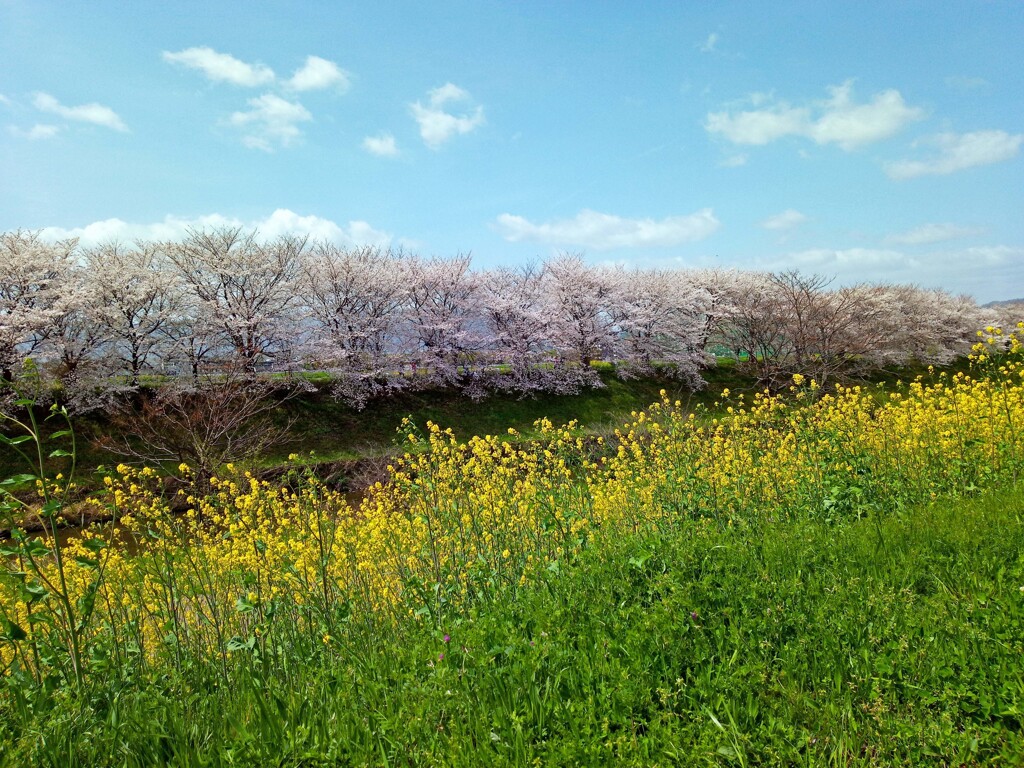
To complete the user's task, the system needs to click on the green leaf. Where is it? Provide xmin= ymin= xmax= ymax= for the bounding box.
xmin=48 ymin=449 xmax=73 ymax=459
xmin=0 ymin=435 xmax=33 ymax=446
xmin=80 ymin=537 xmax=107 ymax=553
xmin=234 ymin=596 xmax=256 ymax=614
xmin=226 ymin=635 xmax=256 ymax=652
xmin=20 ymin=582 xmax=47 ymax=603
xmin=24 ymin=538 xmax=51 ymax=558
xmin=0 ymin=474 xmax=38 ymax=487
xmin=49 ymin=430 xmax=72 ymax=440
xmin=74 ymin=556 xmax=99 ymax=570
xmin=0 ymin=617 xmax=27 ymax=642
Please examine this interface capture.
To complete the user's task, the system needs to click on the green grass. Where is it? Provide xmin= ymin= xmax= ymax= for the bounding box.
xmin=4 ymin=483 xmax=1021 ymax=766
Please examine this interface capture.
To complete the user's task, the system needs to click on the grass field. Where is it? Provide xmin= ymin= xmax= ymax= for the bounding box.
xmin=2 ymin=484 xmax=1021 ymax=766
xmin=1 ymin=334 xmax=1022 ymax=765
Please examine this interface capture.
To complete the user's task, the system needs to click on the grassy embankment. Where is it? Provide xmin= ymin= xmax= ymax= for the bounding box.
xmin=1 ymin=335 xmax=1021 ymax=765
xmin=0 ymin=362 xmax=745 ymax=490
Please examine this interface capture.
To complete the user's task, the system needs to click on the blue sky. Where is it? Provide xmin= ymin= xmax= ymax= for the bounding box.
xmin=1 ymin=0 xmax=1022 ymax=301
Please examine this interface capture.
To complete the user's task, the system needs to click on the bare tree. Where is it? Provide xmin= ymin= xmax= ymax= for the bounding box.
xmin=719 ymin=271 xmax=881 ymax=389
xmin=101 ymin=370 xmax=295 ymax=484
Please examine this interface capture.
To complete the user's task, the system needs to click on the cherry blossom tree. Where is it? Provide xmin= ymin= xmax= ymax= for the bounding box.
xmin=0 ymin=231 xmax=78 ymax=387
xmin=607 ymin=268 xmax=710 ymax=386
xmin=476 ymin=263 xmax=565 ymax=393
xmin=299 ymin=243 xmax=410 ymax=407
xmin=85 ymin=242 xmax=182 ymax=385
xmin=168 ymin=227 xmax=306 ymax=373
xmin=401 ymin=254 xmax=483 ymax=391
xmin=540 ymin=254 xmax=617 ymax=388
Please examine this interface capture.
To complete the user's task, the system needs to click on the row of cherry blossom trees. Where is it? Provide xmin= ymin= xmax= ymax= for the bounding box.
xmin=1 ymin=227 xmax=1015 ymax=410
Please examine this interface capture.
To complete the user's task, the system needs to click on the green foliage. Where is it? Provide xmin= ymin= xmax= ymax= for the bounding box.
xmin=2 ymin=485 xmax=1022 ymax=766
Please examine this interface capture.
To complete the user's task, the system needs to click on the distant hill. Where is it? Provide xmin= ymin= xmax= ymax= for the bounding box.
xmin=984 ymin=298 xmax=1024 ymax=307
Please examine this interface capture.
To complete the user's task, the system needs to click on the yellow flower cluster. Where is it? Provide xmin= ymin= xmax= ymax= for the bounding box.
xmin=2 ymin=325 xmax=1021 ymax=673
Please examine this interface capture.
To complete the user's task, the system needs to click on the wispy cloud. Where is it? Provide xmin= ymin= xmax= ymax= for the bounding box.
xmin=782 ymin=247 xmax=910 ymax=271
xmin=495 ymin=208 xmax=720 ymax=249
xmin=227 ymin=94 xmax=312 ymax=151
xmin=362 ymin=132 xmax=399 ymax=157
xmin=36 ymin=209 xmax=392 ymax=249
xmin=162 ymin=47 xmax=275 ymax=87
xmin=761 ymin=209 xmax=808 ymax=231
xmin=410 ymin=83 xmax=485 ymax=149
xmin=884 ymin=130 xmax=1023 ymax=179
xmin=945 ymin=75 xmax=989 ymax=92
xmin=719 ymin=153 xmax=748 ymax=167
xmin=760 ymin=243 xmax=1024 ymax=302
xmin=286 ymin=55 xmax=351 ymax=92
xmin=885 ymin=222 xmax=983 ymax=245
xmin=9 ymin=123 xmax=60 ymax=140
xmin=32 ymin=92 xmax=127 ymax=132
xmin=706 ymin=80 xmax=923 ymax=151
xmin=699 ymin=33 xmax=718 ymax=53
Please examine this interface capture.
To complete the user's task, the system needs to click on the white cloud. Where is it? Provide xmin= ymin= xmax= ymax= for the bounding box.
xmin=719 ymin=153 xmax=748 ymax=167
xmin=957 ymin=245 xmax=1023 ymax=266
xmin=227 ymin=93 xmax=312 ymax=151
xmin=761 ymin=243 xmax=1024 ymax=301
xmin=706 ymin=80 xmax=924 ymax=151
xmin=885 ymin=222 xmax=982 ymax=245
xmin=36 ymin=209 xmax=392 ymax=249
xmin=783 ymin=247 xmax=912 ymax=271
xmin=495 ymin=208 xmax=720 ymax=249
xmin=258 ymin=209 xmax=391 ymax=246
xmin=162 ymin=47 xmax=275 ymax=87
xmin=9 ymin=124 xmax=60 ymax=140
xmin=699 ymin=33 xmax=718 ymax=53
xmin=0 ymin=94 xmax=11 ymax=107
xmin=286 ymin=55 xmax=350 ymax=92
xmin=362 ymin=132 xmax=399 ymax=157
xmin=884 ymin=130 xmax=1023 ymax=179
xmin=761 ymin=209 xmax=808 ymax=231
xmin=32 ymin=92 xmax=127 ymax=132
xmin=410 ymin=83 xmax=485 ymax=149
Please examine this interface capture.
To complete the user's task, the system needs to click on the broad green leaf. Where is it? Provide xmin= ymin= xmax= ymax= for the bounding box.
xmin=0 ymin=618 xmax=27 ymax=642
xmin=234 ymin=596 xmax=256 ymax=614
xmin=226 ymin=635 xmax=256 ymax=652
xmin=0 ymin=474 xmax=38 ymax=487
